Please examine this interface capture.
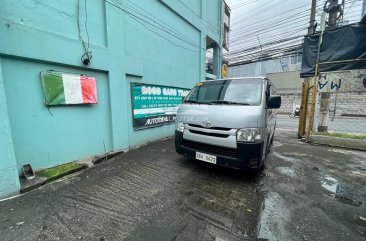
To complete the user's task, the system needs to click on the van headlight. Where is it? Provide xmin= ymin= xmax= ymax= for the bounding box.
xmin=237 ymin=128 xmax=264 ymax=142
xmin=176 ymin=122 xmax=185 ymax=133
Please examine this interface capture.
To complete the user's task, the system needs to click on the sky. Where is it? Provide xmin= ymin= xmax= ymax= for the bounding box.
xmin=224 ymin=0 xmax=364 ymax=64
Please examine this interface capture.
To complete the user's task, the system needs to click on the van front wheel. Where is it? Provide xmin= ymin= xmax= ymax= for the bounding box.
xmin=259 ymin=161 xmax=266 ymax=171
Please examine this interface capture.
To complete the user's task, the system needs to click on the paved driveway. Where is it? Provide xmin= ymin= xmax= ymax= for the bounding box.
xmin=0 ymin=139 xmax=262 ymax=241
xmin=1 ymin=131 xmax=365 ymax=241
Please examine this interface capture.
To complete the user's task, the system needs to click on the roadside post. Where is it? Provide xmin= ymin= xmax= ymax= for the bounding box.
xmin=306 ymin=12 xmax=327 ymax=142
xmin=298 ymin=0 xmax=317 ymax=138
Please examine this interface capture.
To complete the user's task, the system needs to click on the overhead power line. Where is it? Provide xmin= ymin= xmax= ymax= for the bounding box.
xmin=229 ymin=44 xmax=303 ymax=66
xmin=105 ymin=0 xmax=363 ymax=67
xmin=105 ymin=0 xmax=213 ymax=55
xmin=229 ymin=26 xmax=307 ymax=49
xmin=226 ymin=35 xmax=304 ymax=57
xmin=231 ymin=0 xmax=258 ymax=9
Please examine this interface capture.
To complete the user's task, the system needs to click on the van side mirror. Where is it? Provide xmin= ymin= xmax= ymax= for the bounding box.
xmin=267 ymin=95 xmax=281 ymax=109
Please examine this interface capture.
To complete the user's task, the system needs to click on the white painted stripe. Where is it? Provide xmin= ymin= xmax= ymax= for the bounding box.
xmin=62 ymin=74 xmax=83 ymax=104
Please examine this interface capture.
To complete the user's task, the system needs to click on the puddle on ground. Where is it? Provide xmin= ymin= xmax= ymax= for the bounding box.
xmin=347 ymin=163 xmax=366 ymax=172
xmin=329 ymin=149 xmax=366 ymax=159
xmin=356 ymin=166 xmax=366 ymax=172
xmin=272 ymin=151 xmax=299 ymax=163
xmin=336 ymin=185 xmax=364 ymax=207
xmin=321 ymin=175 xmax=364 ymax=207
xmin=276 ymin=167 xmax=297 ymax=178
xmin=272 ymin=141 xmax=283 ymax=147
xmin=328 ymin=149 xmax=350 ymax=154
xmin=259 ymin=192 xmax=291 ymax=240
xmin=321 ymin=175 xmax=338 ymax=193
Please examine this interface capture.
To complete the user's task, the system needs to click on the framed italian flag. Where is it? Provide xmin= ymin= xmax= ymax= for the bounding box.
xmin=41 ymin=72 xmax=98 ymax=105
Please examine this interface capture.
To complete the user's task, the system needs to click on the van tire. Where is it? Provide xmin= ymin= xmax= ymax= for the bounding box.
xmin=269 ymin=122 xmax=276 ymax=145
xmin=260 ymin=151 xmax=267 ymax=172
xmin=260 ymin=162 xmax=265 ymax=171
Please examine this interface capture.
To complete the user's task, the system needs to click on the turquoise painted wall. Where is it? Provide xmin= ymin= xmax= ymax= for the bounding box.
xmin=0 ymin=58 xmax=21 ymax=198
xmin=0 ymin=0 xmax=223 ymax=197
xmin=2 ymin=58 xmax=113 ymax=171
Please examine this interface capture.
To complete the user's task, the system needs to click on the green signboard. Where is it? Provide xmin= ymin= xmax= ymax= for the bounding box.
xmin=131 ymin=83 xmax=190 ymax=129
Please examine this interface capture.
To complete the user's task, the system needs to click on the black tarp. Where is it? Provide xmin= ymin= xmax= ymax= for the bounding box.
xmin=300 ymin=23 xmax=366 ymax=78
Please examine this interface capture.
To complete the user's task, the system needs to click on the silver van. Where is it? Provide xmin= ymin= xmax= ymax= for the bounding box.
xmin=175 ymin=77 xmax=281 ymax=172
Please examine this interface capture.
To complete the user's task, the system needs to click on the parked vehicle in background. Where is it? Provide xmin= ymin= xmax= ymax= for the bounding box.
xmin=175 ymin=77 xmax=281 ymax=172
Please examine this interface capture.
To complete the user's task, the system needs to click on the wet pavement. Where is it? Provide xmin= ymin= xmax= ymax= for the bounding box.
xmin=259 ymin=131 xmax=366 ymax=241
xmin=0 ymin=138 xmax=262 ymax=241
xmin=0 ymin=130 xmax=366 ymax=241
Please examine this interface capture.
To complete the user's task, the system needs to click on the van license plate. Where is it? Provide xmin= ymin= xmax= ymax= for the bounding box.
xmin=196 ymin=152 xmax=217 ymax=164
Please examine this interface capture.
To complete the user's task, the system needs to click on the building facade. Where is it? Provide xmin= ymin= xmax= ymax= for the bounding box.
xmin=0 ymin=0 xmax=225 ymax=198
xmin=266 ymin=70 xmax=366 ymax=116
xmin=228 ymin=54 xmax=302 ymax=78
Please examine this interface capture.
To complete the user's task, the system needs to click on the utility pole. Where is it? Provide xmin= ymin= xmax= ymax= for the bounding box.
xmin=317 ymin=0 xmax=341 ymax=132
xmin=328 ymin=0 xmax=340 ymax=27
xmin=298 ymin=0 xmax=317 ymax=138
xmin=308 ymin=0 xmax=317 ymax=35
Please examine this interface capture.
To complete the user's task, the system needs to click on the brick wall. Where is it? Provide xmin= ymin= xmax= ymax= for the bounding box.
xmin=329 ymin=92 xmax=366 ymax=116
xmin=268 ymin=70 xmax=366 ymax=116
xmin=278 ymin=92 xmax=366 ymax=116
xmin=278 ymin=94 xmax=301 ymax=114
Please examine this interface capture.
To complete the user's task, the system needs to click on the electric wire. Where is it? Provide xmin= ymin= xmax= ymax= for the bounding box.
xmin=77 ymin=0 xmax=92 ymax=64
xmin=104 ymin=0 xmax=228 ymax=64
xmin=103 ymin=0 xmax=363 ymax=67
xmin=226 ymin=0 xmax=362 ymax=65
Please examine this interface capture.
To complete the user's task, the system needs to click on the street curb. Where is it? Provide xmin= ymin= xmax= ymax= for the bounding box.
xmin=20 ymin=177 xmax=47 ymax=194
xmin=92 ymin=150 xmax=125 ymax=165
xmin=18 ymin=151 xmax=126 ymax=195
xmin=311 ymin=135 xmax=366 ymax=151
xmin=14 ymin=137 xmax=172 ymax=198
xmin=19 ymin=162 xmax=89 ymax=194
xmin=38 ymin=163 xmax=89 ymax=183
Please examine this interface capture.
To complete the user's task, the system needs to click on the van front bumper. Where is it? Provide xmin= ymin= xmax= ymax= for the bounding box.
xmin=175 ymin=131 xmax=264 ymax=171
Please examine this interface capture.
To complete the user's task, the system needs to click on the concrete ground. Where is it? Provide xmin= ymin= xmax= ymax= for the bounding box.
xmin=260 ymin=131 xmax=366 ymax=241
xmin=0 ymin=130 xmax=365 ymax=241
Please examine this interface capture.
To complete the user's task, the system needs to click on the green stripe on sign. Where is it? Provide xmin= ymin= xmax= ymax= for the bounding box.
xmin=41 ymin=72 xmax=66 ymax=105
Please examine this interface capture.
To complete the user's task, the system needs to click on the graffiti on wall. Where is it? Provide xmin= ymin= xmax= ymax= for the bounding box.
xmin=317 ymin=70 xmax=366 ymax=93
xmin=318 ymin=74 xmax=341 ymax=92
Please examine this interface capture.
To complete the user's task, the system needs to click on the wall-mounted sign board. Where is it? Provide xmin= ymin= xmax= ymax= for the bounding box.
xmin=41 ymin=72 xmax=98 ymax=105
xmin=131 ymin=83 xmax=190 ymax=130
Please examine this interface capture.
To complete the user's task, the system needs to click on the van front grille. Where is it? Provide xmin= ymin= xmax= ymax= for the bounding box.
xmin=189 ymin=130 xmax=229 ymax=138
xmin=182 ymin=140 xmax=237 ymax=158
xmin=188 ymin=124 xmax=231 ymax=131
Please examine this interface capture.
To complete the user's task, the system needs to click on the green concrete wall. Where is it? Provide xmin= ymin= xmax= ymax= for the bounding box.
xmin=0 ymin=58 xmax=21 ymax=198
xmin=0 ymin=0 xmax=223 ymax=198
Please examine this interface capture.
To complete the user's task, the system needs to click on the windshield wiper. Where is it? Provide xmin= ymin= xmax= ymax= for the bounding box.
xmin=208 ymin=100 xmax=250 ymax=105
xmin=184 ymin=100 xmax=200 ymax=104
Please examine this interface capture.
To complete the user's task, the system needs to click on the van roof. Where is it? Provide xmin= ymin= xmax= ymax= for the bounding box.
xmin=206 ymin=77 xmax=268 ymax=82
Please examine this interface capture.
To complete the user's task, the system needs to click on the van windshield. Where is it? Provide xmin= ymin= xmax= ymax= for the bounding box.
xmin=185 ymin=79 xmax=263 ymax=105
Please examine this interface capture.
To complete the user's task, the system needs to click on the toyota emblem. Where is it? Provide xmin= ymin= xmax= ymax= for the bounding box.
xmin=202 ymin=121 xmax=212 ymax=128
